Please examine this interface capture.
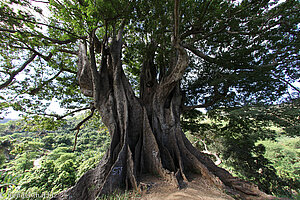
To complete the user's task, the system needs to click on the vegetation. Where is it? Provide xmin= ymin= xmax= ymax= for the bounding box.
xmin=0 ymin=0 xmax=299 ymax=199
xmin=0 ymin=100 xmax=299 ymax=199
xmin=182 ymin=99 xmax=300 ymax=198
xmin=0 ymin=114 xmax=110 ymax=199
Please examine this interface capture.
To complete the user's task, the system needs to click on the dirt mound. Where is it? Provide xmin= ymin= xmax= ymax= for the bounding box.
xmin=138 ymin=175 xmax=234 ymax=200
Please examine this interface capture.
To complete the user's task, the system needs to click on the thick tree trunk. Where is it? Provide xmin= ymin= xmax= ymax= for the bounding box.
xmin=52 ymin=28 xmax=274 ymax=200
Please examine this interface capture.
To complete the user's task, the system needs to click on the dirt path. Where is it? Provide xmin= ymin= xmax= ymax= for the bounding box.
xmin=33 ymin=157 xmax=42 ymax=168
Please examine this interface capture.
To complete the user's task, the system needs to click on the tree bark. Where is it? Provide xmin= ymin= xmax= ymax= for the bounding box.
xmin=52 ymin=27 xmax=275 ymax=200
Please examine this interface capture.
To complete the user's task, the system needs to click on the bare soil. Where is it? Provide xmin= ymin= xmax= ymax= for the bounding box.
xmin=137 ymin=174 xmax=234 ymax=200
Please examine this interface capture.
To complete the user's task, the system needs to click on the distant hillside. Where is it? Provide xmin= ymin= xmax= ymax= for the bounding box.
xmin=0 ymin=118 xmax=15 ymax=124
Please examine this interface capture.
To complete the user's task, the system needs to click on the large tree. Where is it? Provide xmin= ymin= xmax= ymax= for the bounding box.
xmin=0 ymin=0 xmax=299 ymax=199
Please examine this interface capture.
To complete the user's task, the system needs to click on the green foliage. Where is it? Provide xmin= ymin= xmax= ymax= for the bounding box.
xmin=0 ymin=113 xmax=110 ymax=198
xmin=0 ymin=152 xmax=5 ymax=166
xmin=1 ymin=0 xmax=299 ymax=119
xmin=258 ymin=137 xmax=300 ymax=192
xmin=13 ymin=152 xmax=34 ymax=172
xmin=20 ymin=160 xmax=57 ymax=193
xmin=183 ymin=100 xmax=300 ymax=197
xmin=76 ymin=150 xmax=104 ymax=180
xmin=42 ymin=135 xmax=55 ymax=150
xmin=53 ymin=160 xmax=76 ymax=191
xmin=225 ymin=98 xmax=300 ymax=137
xmin=22 ymin=116 xmax=67 ymax=132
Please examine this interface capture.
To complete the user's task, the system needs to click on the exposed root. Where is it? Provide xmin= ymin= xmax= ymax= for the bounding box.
xmin=126 ymin=146 xmax=138 ymax=191
xmin=52 ymin=108 xmax=275 ymax=200
xmin=176 ymin=128 xmax=224 ymax=189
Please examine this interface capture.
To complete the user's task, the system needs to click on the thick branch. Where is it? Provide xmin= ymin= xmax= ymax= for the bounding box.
xmin=56 ymin=107 xmax=91 ymax=120
xmin=182 ymin=43 xmax=217 ymax=64
xmin=71 ymin=107 xmax=96 ymax=131
xmin=174 ymin=0 xmax=180 ymax=46
xmin=71 ymin=107 xmax=96 ymax=151
xmin=158 ymin=0 xmax=189 ymax=98
xmin=42 ymin=37 xmax=77 ymax=45
xmin=0 ymin=53 xmax=37 ymax=89
xmin=110 ymin=19 xmax=126 ymax=59
xmin=271 ymin=73 xmax=300 ymax=93
xmin=61 ymin=67 xmax=77 ymax=74
xmin=57 ymin=48 xmax=78 ymax=55
xmin=25 ymin=106 xmax=90 ymax=120
xmin=89 ymin=31 xmax=101 ymax=105
xmin=77 ymin=41 xmax=93 ymax=97
xmin=199 ymin=139 xmax=222 ymax=166
xmin=0 ymin=28 xmax=17 ymax=33
xmin=159 ymin=47 xmax=188 ymax=100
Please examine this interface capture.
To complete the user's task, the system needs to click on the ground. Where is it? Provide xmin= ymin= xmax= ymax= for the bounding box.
xmin=126 ymin=174 xmax=234 ymax=200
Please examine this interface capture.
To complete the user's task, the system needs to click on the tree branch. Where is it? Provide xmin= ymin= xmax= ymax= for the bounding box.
xmin=0 ymin=27 xmax=17 ymax=33
xmin=56 ymin=107 xmax=91 ymax=120
xmin=182 ymin=43 xmax=217 ymax=64
xmin=174 ymin=0 xmax=180 ymax=46
xmin=29 ymin=68 xmax=64 ymax=95
xmin=183 ymin=85 xmax=229 ymax=111
xmin=0 ymin=27 xmax=78 ymax=45
xmin=6 ymin=15 xmax=83 ymax=39
xmin=199 ymin=139 xmax=222 ymax=166
xmin=70 ymin=107 xmax=96 ymax=131
xmin=71 ymin=107 xmax=96 ymax=151
xmin=180 ymin=1 xmax=215 ymax=40
xmin=180 ymin=27 xmax=203 ymax=40
xmin=182 ymin=98 xmax=221 ymax=111
xmin=264 ymin=107 xmax=296 ymax=126
xmin=57 ymin=48 xmax=78 ymax=55
xmin=157 ymin=0 xmax=189 ymax=99
xmin=61 ymin=67 xmax=77 ymax=74
xmin=25 ymin=106 xmax=91 ymax=120
xmin=271 ymin=73 xmax=300 ymax=93
xmin=31 ymin=0 xmax=49 ymax=3
xmin=24 ymin=111 xmax=60 ymax=119
xmin=0 ymin=53 xmax=37 ymax=90
xmin=26 ymin=46 xmax=53 ymax=61
xmin=89 ymin=31 xmax=101 ymax=105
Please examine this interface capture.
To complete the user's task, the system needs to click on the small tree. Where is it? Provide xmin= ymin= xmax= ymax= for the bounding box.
xmin=0 ymin=0 xmax=299 ymax=199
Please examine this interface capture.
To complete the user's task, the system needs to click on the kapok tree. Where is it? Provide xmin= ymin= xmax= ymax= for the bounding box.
xmin=0 ymin=0 xmax=299 ymax=199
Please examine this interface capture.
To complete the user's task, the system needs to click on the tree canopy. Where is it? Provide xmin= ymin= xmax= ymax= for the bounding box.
xmin=0 ymin=0 xmax=299 ymax=117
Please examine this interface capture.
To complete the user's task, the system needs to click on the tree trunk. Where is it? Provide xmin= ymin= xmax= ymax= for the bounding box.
xmin=52 ymin=28 xmax=274 ymax=200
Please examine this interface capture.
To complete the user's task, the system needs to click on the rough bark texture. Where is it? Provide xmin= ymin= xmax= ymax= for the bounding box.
xmin=51 ymin=25 xmax=275 ymax=200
